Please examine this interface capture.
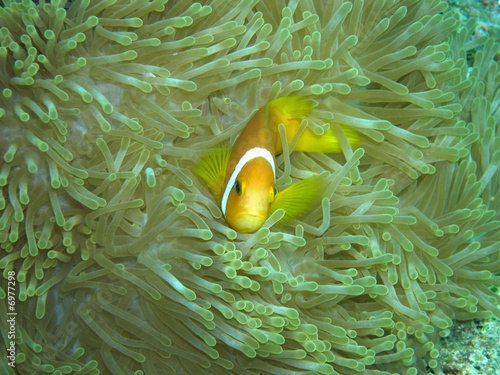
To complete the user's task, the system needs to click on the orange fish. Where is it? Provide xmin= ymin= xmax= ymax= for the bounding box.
xmin=194 ymin=96 xmax=360 ymax=233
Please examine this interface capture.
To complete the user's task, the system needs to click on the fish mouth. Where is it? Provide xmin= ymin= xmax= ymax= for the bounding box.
xmin=232 ymin=212 xmax=267 ymax=233
xmin=239 ymin=213 xmax=262 ymax=219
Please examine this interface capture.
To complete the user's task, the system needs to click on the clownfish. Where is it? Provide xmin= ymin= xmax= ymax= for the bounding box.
xmin=194 ymin=96 xmax=360 ymax=233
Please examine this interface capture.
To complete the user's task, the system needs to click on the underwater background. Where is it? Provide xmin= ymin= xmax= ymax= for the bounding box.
xmin=0 ymin=0 xmax=499 ymax=374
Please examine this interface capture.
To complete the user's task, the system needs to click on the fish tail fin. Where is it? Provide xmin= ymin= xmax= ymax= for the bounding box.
xmin=268 ymin=97 xmax=362 ymax=153
xmin=269 ymin=96 xmax=317 ymax=124
xmin=193 ymin=143 xmax=230 ymax=205
xmin=293 ymin=123 xmax=362 ymax=153
xmin=338 ymin=123 xmax=362 ymax=148
xmin=269 ymin=173 xmax=326 ymax=225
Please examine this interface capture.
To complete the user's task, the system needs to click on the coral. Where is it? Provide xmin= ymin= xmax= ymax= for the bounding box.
xmin=436 ymin=318 xmax=500 ymax=374
xmin=0 ymin=0 xmax=499 ymax=375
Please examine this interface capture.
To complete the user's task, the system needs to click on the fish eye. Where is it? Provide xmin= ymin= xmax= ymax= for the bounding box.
xmin=234 ymin=180 xmax=242 ymax=196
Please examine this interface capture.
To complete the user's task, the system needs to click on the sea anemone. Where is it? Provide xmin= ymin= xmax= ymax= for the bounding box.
xmin=0 ymin=0 xmax=499 ymax=374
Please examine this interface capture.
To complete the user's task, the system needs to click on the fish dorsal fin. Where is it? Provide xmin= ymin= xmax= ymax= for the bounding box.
xmin=268 ymin=96 xmax=316 ymax=153
xmin=193 ymin=143 xmax=230 ymax=205
xmin=269 ymin=174 xmax=325 ymax=224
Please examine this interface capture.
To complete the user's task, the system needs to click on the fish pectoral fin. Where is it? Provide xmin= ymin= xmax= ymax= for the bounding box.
xmin=193 ymin=143 xmax=230 ymax=204
xmin=269 ymin=174 xmax=326 ymax=225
